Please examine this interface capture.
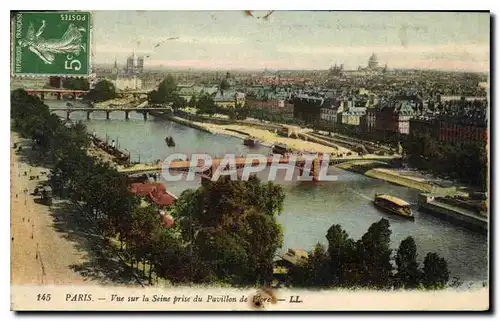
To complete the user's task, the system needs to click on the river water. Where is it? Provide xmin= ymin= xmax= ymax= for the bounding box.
xmin=49 ymin=101 xmax=488 ymax=284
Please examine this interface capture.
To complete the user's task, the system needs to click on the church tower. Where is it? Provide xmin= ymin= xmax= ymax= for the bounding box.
xmin=112 ymin=57 xmax=118 ymax=75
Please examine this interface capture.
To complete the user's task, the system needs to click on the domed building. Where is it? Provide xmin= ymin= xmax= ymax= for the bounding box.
xmin=368 ymin=53 xmax=379 ymax=70
xmin=345 ymin=53 xmax=387 ymax=77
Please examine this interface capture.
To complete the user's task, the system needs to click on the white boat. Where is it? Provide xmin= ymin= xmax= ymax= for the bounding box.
xmin=373 ymin=193 xmax=414 ymax=220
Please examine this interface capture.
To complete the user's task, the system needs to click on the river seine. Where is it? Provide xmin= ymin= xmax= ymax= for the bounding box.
xmin=49 ymin=101 xmax=488 ymax=284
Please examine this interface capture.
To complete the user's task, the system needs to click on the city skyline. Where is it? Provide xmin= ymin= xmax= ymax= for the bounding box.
xmin=92 ymin=11 xmax=489 ymax=72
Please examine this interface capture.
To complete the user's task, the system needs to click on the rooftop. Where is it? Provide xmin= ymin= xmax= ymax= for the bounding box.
xmin=277 ymin=248 xmax=309 ymax=266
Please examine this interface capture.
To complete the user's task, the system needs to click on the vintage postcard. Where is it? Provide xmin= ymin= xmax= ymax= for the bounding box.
xmin=10 ymin=10 xmax=490 ymax=311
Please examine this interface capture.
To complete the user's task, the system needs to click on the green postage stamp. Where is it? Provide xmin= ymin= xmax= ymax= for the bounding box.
xmin=11 ymin=11 xmax=91 ymax=77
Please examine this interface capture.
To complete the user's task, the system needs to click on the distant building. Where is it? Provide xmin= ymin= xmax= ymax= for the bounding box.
xmin=374 ymin=99 xmax=417 ymax=138
xmin=292 ymin=94 xmax=335 ymax=126
xmin=178 ymin=85 xmax=219 ymax=101
xmin=213 ymin=90 xmax=246 ymax=108
xmin=126 ymin=55 xmax=134 ymax=74
xmin=112 ymin=58 xmax=119 ymax=75
xmin=409 ymin=102 xmax=487 ymax=144
xmin=367 ymin=53 xmax=379 ymax=69
xmin=439 ymin=95 xmax=487 ymax=102
xmin=246 ymin=93 xmax=294 ymax=120
xmin=257 ymin=75 xmax=306 ymax=86
xmin=124 ymin=53 xmax=145 ymax=75
xmin=341 ymin=107 xmax=366 ymax=126
xmin=319 ymin=105 xmax=337 ymax=131
xmin=113 ymin=76 xmax=143 ymax=91
xmin=345 ymin=53 xmax=387 ymax=77
xmin=361 ymin=107 xmax=377 ymax=135
xmin=142 ymin=75 xmax=164 ymax=91
xmin=478 ymin=82 xmax=489 ymax=90
xmin=275 ymin=248 xmax=309 ymax=270
xmin=136 ymin=56 xmax=144 ymax=73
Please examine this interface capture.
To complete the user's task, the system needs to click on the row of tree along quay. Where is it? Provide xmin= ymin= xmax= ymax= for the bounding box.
xmin=403 ymin=133 xmax=488 ymax=190
xmin=11 ymin=87 xmax=452 ymax=289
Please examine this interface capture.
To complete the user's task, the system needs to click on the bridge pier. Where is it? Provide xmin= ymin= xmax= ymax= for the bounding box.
xmin=40 ymin=93 xmax=45 ymax=101
xmin=312 ymin=157 xmax=320 ymax=182
xmin=56 ymin=93 xmax=61 ymax=100
xmin=86 ymin=111 xmax=91 ymax=120
xmin=142 ymin=111 xmax=148 ymax=121
xmin=66 ymin=111 xmax=71 ymax=120
xmin=106 ymin=111 xmax=110 ymax=120
xmin=125 ymin=111 xmax=130 ymax=120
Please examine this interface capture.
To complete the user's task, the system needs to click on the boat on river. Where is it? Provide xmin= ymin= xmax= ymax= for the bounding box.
xmin=272 ymin=143 xmax=291 ymax=155
xmin=373 ymin=193 xmax=414 ymax=220
xmin=165 ymin=136 xmax=176 ymax=147
xmin=243 ymin=137 xmax=260 ymax=147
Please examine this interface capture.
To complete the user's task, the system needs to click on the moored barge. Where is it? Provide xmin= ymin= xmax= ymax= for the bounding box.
xmin=243 ymin=137 xmax=260 ymax=147
xmin=272 ymin=143 xmax=291 ymax=155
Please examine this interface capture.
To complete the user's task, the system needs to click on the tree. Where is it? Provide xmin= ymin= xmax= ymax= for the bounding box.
xmin=356 ymin=219 xmax=393 ymax=288
xmin=288 ymin=243 xmax=331 ymax=288
xmin=196 ymin=230 xmax=250 ymax=284
xmin=172 ymin=95 xmax=187 ymax=110
xmin=422 ymin=252 xmax=450 ymax=289
xmin=395 ymin=236 xmax=421 ymax=289
xmin=125 ymin=206 xmax=162 ymax=273
xmin=233 ymin=104 xmax=249 ymax=120
xmin=326 ymin=224 xmax=356 ymax=286
xmin=404 ymin=133 xmax=488 ymax=190
xmin=49 ymin=76 xmax=62 ymax=88
xmin=62 ymin=78 xmax=90 ymax=90
xmin=84 ymin=80 xmax=116 ymax=103
xmin=285 ymin=217 xmax=453 ymax=290
xmin=189 ymin=95 xmax=198 ymax=107
xmin=170 ymin=176 xmax=285 ymax=286
xmin=148 ymin=74 xmax=180 ymax=105
xmin=196 ymin=93 xmax=216 ymax=116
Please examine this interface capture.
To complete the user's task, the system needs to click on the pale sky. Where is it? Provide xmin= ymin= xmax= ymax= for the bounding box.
xmin=92 ymin=11 xmax=490 ymax=72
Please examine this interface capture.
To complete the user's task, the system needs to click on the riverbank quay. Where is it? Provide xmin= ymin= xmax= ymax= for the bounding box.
xmin=314 ymin=131 xmax=395 ymax=153
xmin=88 ymin=145 xmax=117 ymax=166
xmin=58 ymin=117 xmax=129 ymax=166
xmin=94 ymin=97 xmax=146 ymax=108
xmin=90 ymin=135 xmax=130 ymax=164
xmin=338 ymin=160 xmax=461 ymax=194
xmin=152 ymin=112 xmax=216 ymax=135
xmin=174 ymin=109 xmax=281 ymax=131
xmin=150 ymin=111 xmax=352 ymax=155
xmin=298 ymin=132 xmax=348 ymax=151
xmin=418 ymin=194 xmax=488 ymax=233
